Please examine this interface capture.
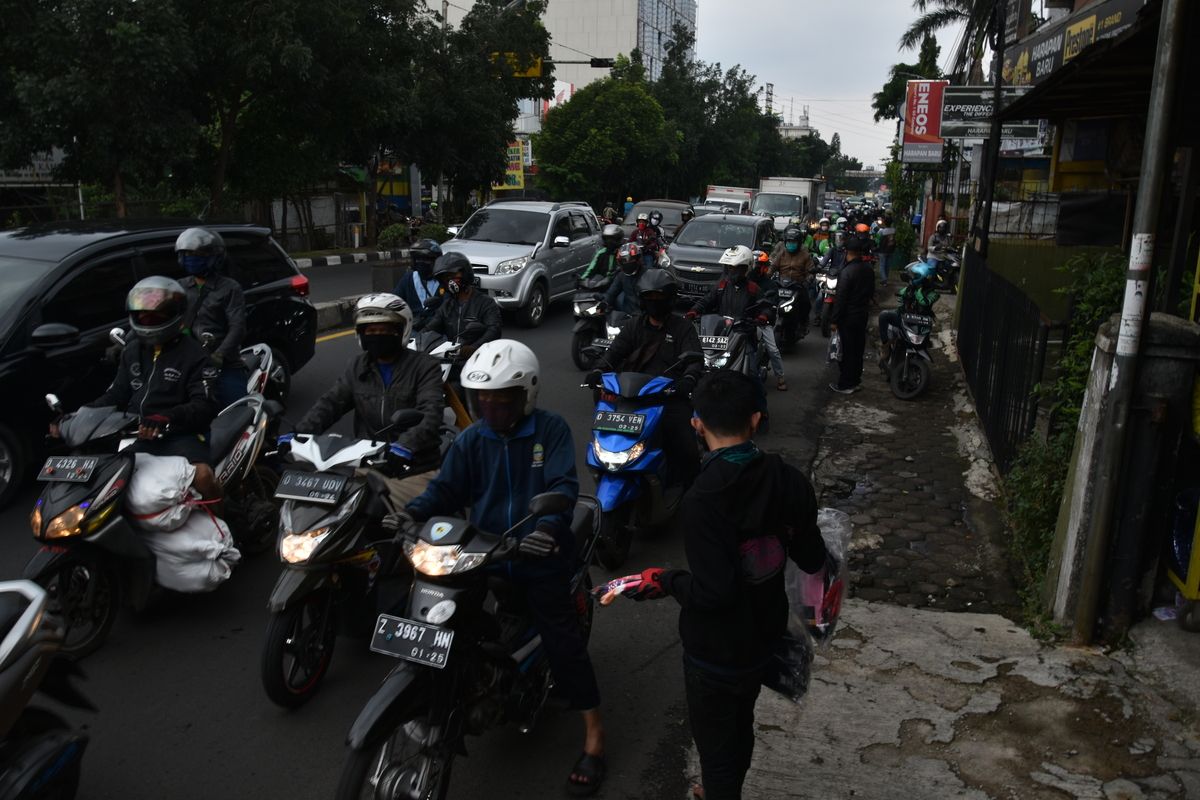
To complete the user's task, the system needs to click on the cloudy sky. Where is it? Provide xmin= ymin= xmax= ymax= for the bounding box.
xmin=696 ymin=0 xmax=963 ymax=170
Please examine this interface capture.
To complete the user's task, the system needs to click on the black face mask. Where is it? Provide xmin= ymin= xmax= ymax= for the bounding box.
xmin=362 ymin=333 xmax=402 ymax=360
xmin=642 ymin=297 xmax=672 ymax=319
xmin=620 ymin=261 xmax=640 ymax=275
xmin=415 ymin=260 xmax=434 ymax=280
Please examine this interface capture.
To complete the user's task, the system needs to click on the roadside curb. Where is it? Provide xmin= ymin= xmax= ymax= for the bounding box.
xmin=313 ymin=295 xmax=366 ymax=333
xmin=294 ymin=250 xmax=396 ymax=269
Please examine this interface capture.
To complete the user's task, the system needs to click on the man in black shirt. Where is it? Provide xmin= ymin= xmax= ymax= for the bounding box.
xmin=829 ymin=233 xmax=875 ymax=394
xmin=621 ymin=371 xmax=827 ymax=799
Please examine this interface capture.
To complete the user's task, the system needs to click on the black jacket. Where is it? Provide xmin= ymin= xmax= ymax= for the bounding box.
xmin=294 ymin=350 xmax=445 ymax=458
xmin=691 ymin=277 xmax=765 ymax=321
xmin=90 ymin=335 xmax=217 ymax=433
xmin=600 ymin=313 xmax=704 ymax=385
xmin=181 ymin=275 xmax=247 ymax=363
xmin=662 ymin=443 xmax=827 ymax=670
xmin=419 ymin=290 xmax=501 ymax=346
xmin=830 ymin=257 xmax=875 ymax=327
xmin=604 ymin=268 xmax=645 ymax=314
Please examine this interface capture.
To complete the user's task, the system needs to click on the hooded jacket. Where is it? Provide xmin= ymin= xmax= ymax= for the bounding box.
xmin=90 ymin=335 xmax=216 ymax=433
xmin=419 ymin=290 xmax=502 ymax=347
xmin=662 ymin=443 xmax=827 ymax=670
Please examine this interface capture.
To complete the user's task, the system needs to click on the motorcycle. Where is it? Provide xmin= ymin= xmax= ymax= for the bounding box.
xmin=697 ymin=313 xmax=767 ymax=381
xmin=570 ymin=275 xmax=612 ymax=371
xmin=408 ymin=328 xmax=477 ymax=430
xmin=813 ymin=260 xmax=842 ymax=339
xmin=882 ymin=311 xmax=935 ymax=400
xmin=582 ymin=353 xmax=700 ymax=569
xmin=774 ymin=276 xmax=806 ymax=350
xmin=333 ymin=491 xmax=599 ymax=800
xmin=196 ymin=330 xmax=287 ymax=401
xmin=0 ymin=580 xmax=94 ymax=799
xmin=926 ymin=250 xmax=961 ymax=294
xmin=260 ymin=410 xmax=456 ymax=708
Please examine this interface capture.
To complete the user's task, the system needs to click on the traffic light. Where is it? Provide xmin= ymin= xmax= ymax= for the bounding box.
xmin=589 ymin=58 xmax=614 ymax=69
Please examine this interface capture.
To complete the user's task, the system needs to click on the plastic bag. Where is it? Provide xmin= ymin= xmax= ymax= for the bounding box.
xmin=827 ymin=330 xmax=842 ymax=363
xmin=140 ymin=512 xmax=241 ymax=592
xmin=762 ymin=594 xmax=815 ymax=703
xmin=126 ymin=454 xmax=196 ymax=532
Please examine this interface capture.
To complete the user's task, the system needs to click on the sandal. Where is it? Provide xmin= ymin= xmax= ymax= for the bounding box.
xmin=776 ymin=378 xmax=788 ymax=391
xmin=566 ymin=752 xmax=607 ymax=797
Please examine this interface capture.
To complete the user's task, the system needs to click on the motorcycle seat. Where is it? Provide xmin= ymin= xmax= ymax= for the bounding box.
xmin=0 ymin=591 xmax=27 ymax=645
xmin=570 ymin=501 xmax=596 ymax=552
xmin=241 ymin=349 xmax=264 ymax=374
xmin=210 ymin=404 xmax=255 ymax=462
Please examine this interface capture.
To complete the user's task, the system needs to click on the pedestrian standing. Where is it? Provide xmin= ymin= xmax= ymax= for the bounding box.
xmin=623 ymin=195 xmax=634 ymax=217
xmin=618 ymin=370 xmax=828 ymax=800
xmin=875 ymin=215 xmax=897 ymax=286
xmin=828 ymin=233 xmax=875 ymax=394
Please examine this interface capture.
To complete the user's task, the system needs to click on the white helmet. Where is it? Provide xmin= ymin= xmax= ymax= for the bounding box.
xmin=461 ymin=339 xmax=540 ymax=415
xmin=718 ymin=245 xmax=753 ymax=269
xmin=354 ymin=293 xmax=413 ymax=345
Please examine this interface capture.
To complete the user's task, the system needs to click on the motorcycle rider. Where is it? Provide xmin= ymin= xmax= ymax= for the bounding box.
xmin=591 ymin=270 xmax=704 ymax=487
xmin=63 ymin=276 xmax=221 ymax=502
xmin=770 ymin=226 xmax=814 ymax=339
xmin=648 ymin=210 xmax=666 ymax=243
xmin=604 ymin=242 xmax=647 ymax=315
xmin=687 ymin=245 xmax=768 ymax=326
xmin=680 ymin=207 xmax=695 ymax=228
xmin=829 ymin=234 xmax=876 ymax=395
xmin=392 ymin=340 xmax=608 ymax=796
xmin=417 ymin=251 xmax=502 ymax=362
xmin=580 ymin=224 xmax=624 ymax=281
xmin=601 ymin=200 xmax=619 ymax=222
xmin=925 ymin=218 xmax=952 ymax=272
xmin=751 ymin=251 xmax=786 ymax=391
xmin=878 ymin=262 xmax=940 ymax=367
xmin=393 ymin=238 xmax=445 ymax=326
xmin=176 ymin=228 xmax=248 ymax=409
xmin=630 ymin=212 xmax=662 ymax=269
xmin=293 ymin=294 xmax=446 ymax=505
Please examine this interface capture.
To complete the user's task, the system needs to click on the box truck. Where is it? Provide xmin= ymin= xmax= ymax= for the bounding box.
xmin=753 ymin=177 xmax=825 ymax=230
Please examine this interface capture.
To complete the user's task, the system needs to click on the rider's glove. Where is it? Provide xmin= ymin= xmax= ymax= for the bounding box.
xmin=518 ymin=528 xmax=559 ymax=558
xmin=756 ymin=314 xmax=771 ymax=326
xmin=622 ymin=568 xmax=668 ymax=601
xmin=685 ymin=310 xmax=699 ymax=320
xmin=388 ymin=443 xmax=414 ymax=464
xmin=382 ymin=509 xmax=416 ymax=536
xmin=277 ymin=432 xmax=295 ymax=449
xmin=675 ymin=375 xmax=697 ymax=398
xmin=140 ymin=414 xmax=170 ymax=436
xmin=585 ymin=369 xmax=604 ymax=387
xmin=209 ymin=352 xmax=224 ymax=369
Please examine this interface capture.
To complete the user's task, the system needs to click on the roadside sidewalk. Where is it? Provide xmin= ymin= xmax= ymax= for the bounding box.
xmin=684 ymin=284 xmax=1200 ymax=799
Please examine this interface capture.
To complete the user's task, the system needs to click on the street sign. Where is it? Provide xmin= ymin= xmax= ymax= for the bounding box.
xmin=1002 ymin=0 xmax=1147 ymax=86
xmin=941 ymin=86 xmax=1038 ymax=139
xmin=491 ymin=52 xmax=542 ymax=78
xmin=0 ymin=149 xmax=67 ymax=186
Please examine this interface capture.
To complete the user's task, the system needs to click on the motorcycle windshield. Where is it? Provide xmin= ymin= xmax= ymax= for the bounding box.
xmin=698 ymin=315 xmax=733 ymax=337
xmin=61 ymin=407 xmax=137 ymax=449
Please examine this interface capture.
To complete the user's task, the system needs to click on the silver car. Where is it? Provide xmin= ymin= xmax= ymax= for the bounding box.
xmin=440 ymin=200 xmax=601 ymax=327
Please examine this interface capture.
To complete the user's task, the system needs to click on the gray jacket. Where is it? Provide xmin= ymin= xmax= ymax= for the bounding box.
xmin=295 ymin=350 xmax=445 ymax=458
xmin=181 ymin=274 xmax=247 ymax=363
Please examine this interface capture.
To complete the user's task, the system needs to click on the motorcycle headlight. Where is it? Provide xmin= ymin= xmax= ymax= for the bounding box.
xmin=905 ymin=327 xmax=926 ymax=344
xmin=826 ymin=278 xmax=838 ymax=290
xmin=606 ymin=325 xmax=622 ymax=337
xmin=404 ymin=540 xmax=487 ymax=576
xmin=278 ymin=489 xmax=362 ymax=564
xmin=495 ymin=256 xmax=530 ymax=275
xmin=780 ymin=299 xmax=795 ymax=312
xmin=44 ymin=505 xmax=86 ymax=539
xmin=707 ymin=354 xmax=729 ymax=368
xmin=574 ymin=302 xmax=601 ymax=317
xmin=591 ymin=439 xmax=646 ymax=471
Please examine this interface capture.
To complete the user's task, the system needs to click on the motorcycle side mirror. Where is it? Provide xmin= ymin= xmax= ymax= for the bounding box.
xmin=108 ymin=327 xmax=127 ymax=347
xmin=45 ymin=393 xmax=63 ymax=412
xmin=390 ymin=409 xmax=424 ymax=432
xmin=527 ymin=492 xmax=570 ymax=518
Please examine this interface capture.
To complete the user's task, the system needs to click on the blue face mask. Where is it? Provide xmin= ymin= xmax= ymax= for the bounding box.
xmin=180 ymin=254 xmax=212 ymax=276
xmin=785 ymin=242 xmax=799 ymax=253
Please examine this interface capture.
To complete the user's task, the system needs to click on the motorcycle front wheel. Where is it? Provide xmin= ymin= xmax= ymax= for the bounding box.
xmin=261 ymin=587 xmax=338 ymax=708
xmin=890 ymin=357 xmax=931 ymax=400
xmin=593 ymin=506 xmax=632 ymax=570
xmin=336 ymin=717 xmax=454 ymax=800
xmin=230 ymin=465 xmax=280 ymax=556
xmin=571 ymin=330 xmax=598 ymax=371
xmin=820 ymin=304 xmax=832 ymax=338
xmin=39 ymin=549 xmax=120 ymax=660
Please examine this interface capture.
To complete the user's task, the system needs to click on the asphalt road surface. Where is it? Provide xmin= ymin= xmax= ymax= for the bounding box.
xmin=0 ymin=285 xmax=832 ymax=799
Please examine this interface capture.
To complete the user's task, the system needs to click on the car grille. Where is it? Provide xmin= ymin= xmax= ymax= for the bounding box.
xmin=471 ymin=264 xmax=488 ymax=274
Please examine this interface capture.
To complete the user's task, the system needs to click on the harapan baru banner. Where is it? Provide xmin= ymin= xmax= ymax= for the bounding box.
xmin=491 ymin=141 xmax=525 ymax=191
xmin=1003 ymin=0 xmax=1147 ymax=86
xmin=902 ymin=80 xmax=949 ymax=164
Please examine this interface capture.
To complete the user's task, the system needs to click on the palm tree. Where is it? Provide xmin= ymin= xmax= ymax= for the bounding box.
xmin=899 ymin=0 xmax=997 ymax=84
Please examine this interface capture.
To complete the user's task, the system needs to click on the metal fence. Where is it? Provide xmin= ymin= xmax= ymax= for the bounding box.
xmin=956 ymin=246 xmax=1053 ymax=472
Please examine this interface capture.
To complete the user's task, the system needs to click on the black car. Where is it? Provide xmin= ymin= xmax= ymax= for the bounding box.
xmin=0 ymin=220 xmax=316 ymax=506
xmin=664 ymin=214 xmax=777 ymax=301
xmin=619 ymin=199 xmax=695 ymax=243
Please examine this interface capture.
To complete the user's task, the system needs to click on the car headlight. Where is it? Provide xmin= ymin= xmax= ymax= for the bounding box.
xmin=44 ymin=505 xmax=86 ymax=539
xmin=278 ymin=489 xmax=362 ymax=564
xmin=404 ymin=540 xmax=487 ymax=576
xmin=591 ymin=439 xmax=646 ymax=471
xmin=495 ymin=256 xmax=530 ymax=275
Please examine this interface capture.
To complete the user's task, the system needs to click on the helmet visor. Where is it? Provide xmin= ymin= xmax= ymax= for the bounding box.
xmin=127 ymin=285 xmax=177 ymax=312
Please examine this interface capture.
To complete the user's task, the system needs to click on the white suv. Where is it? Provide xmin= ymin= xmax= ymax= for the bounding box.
xmin=440 ymin=201 xmax=601 ymax=327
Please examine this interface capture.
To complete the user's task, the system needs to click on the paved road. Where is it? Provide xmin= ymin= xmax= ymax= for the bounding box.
xmin=303 ymin=261 xmax=377 ymax=304
xmin=0 ymin=295 xmax=832 ymax=799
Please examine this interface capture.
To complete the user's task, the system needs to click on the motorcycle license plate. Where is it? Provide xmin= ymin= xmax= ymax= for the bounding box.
xmin=593 ymin=338 xmax=613 ymax=349
xmin=37 ymin=456 xmax=99 ymax=483
xmin=902 ymin=314 xmax=934 ymax=326
xmin=593 ymin=411 xmax=645 ymax=435
xmin=700 ymin=335 xmax=729 ymax=349
xmin=777 ymin=289 xmax=795 ymax=298
xmin=275 ymin=470 xmax=348 ymax=504
xmin=370 ymin=614 xmax=454 ymax=669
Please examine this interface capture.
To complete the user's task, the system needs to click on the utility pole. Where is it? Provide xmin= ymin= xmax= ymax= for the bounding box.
xmin=973 ymin=0 xmax=1007 ymax=257
xmin=1074 ymin=0 xmax=1187 ymax=644
xmin=765 ymin=83 xmax=774 ymax=116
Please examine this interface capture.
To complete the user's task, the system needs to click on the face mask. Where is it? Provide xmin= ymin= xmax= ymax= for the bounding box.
xmin=785 ymin=242 xmax=799 ymax=253
xmin=445 ymin=276 xmax=464 ymax=295
xmin=416 ymin=260 xmax=434 ymax=280
xmin=476 ymin=393 xmax=524 ymax=433
xmin=621 ymin=261 xmax=640 ymax=274
xmin=361 ymin=333 xmax=402 ymax=360
xmin=642 ymin=297 xmax=672 ymax=319
xmin=180 ymin=255 xmax=211 ymax=276
xmin=637 ymin=221 xmax=646 ymax=229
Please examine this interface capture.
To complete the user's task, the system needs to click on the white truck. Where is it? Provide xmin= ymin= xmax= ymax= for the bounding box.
xmin=702 ymin=185 xmax=755 ymax=214
xmin=753 ymin=177 xmax=825 ymax=231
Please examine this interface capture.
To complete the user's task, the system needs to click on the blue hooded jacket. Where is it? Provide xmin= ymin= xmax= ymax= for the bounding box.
xmin=406 ymin=409 xmax=579 ymax=561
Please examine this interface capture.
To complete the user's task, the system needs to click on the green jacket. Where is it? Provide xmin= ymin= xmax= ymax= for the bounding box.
xmin=581 ymin=247 xmax=619 ymax=280
xmin=898 ymin=284 xmax=939 ymax=312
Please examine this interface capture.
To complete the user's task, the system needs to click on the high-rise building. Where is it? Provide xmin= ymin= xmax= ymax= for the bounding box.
xmin=445 ymin=0 xmax=697 ymax=87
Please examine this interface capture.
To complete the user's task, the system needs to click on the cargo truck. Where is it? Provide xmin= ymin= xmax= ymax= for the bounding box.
xmin=752 ymin=177 xmax=825 ymax=231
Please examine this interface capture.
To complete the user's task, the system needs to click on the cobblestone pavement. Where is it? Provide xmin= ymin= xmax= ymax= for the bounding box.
xmin=812 ymin=284 xmax=1021 ymax=615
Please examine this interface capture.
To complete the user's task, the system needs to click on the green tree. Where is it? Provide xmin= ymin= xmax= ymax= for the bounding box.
xmin=873 ymin=34 xmax=943 ymax=122
xmin=533 ymin=77 xmax=674 ymax=202
xmin=900 ymin=0 xmax=993 ymax=83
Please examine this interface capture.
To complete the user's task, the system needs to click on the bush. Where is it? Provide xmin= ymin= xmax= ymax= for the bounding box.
xmin=414 ymin=223 xmax=453 ymax=244
xmin=377 ymin=223 xmax=409 ymax=251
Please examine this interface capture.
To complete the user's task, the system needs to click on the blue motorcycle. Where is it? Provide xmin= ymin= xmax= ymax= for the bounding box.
xmin=583 ymin=354 xmax=700 ymax=569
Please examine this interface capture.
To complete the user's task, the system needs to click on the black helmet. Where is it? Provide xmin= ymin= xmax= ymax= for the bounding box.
xmin=410 ymin=238 xmax=442 ymax=263
xmin=175 ymin=227 xmax=225 ymax=276
xmin=432 ymin=251 xmax=471 ymax=280
xmin=681 ymin=208 xmax=695 ymax=222
xmin=127 ymin=276 xmax=187 ymax=345
xmin=783 ymin=226 xmax=804 ymax=243
xmin=846 ymin=233 xmax=871 ymax=253
xmin=648 ymin=210 xmax=663 ymax=226
xmin=637 ymin=268 xmax=678 ymax=297
xmin=601 ymin=224 xmax=623 ymax=249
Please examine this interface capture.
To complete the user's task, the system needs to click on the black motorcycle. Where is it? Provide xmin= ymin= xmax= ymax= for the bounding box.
xmin=926 ymin=251 xmax=960 ymax=294
xmin=774 ymin=276 xmax=807 ymax=350
xmin=570 ymin=277 xmax=631 ymax=371
xmin=882 ymin=311 xmax=935 ymax=399
xmin=333 ymin=491 xmax=599 ymax=800
xmin=0 ymin=579 xmax=94 ymax=799
xmin=697 ymin=312 xmax=768 ymax=382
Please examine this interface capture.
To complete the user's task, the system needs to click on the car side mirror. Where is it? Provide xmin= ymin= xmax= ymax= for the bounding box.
xmin=528 ymin=492 xmax=571 ymax=517
xmin=552 ymin=236 xmax=570 ymax=248
xmin=446 ymin=226 xmax=459 ymax=237
xmin=390 ymin=409 xmax=425 ymax=432
xmin=109 ymin=327 xmax=127 ymax=347
xmin=31 ymin=323 xmax=81 ymax=348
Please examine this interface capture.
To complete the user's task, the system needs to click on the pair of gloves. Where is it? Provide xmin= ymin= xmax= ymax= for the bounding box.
xmin=380 ymin=509 xmax=561 ymax=559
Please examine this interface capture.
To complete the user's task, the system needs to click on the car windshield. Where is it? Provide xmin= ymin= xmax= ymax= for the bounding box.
xmin=630 ymin=203 xmax=683 ymax=227
xmin=0 ymin=256 xmax=48 ymax=322
xmin=752 ymin=194 xmax=802 ymax=216
xmin=674 ymin=220 xmax=755 ymax=248
xmin=456 ymin=208 xmax=546 ymax=246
